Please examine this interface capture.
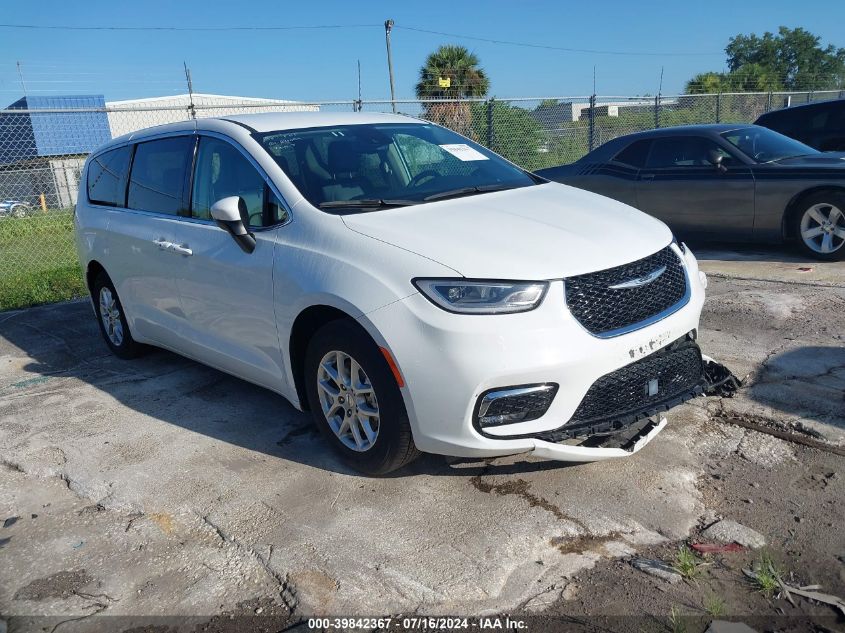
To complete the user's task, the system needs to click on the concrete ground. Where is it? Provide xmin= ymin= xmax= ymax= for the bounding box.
xmin=0 ymin=243 xmax=843 ymax=631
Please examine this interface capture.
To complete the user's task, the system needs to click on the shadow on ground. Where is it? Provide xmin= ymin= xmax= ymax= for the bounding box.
xmin=0 ymin=300 xmax=575 ymax=479
xmin=685 ymin=240 xmax=813 ymax=263
xmin=744 ymin=345 xmax=845 ymax=426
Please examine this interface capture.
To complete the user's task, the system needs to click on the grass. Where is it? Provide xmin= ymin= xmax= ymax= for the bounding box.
xmin=749 ymin=551 xmax=784 ymax=598
xmin=0 ymin=210 xmax=86 ymax=311
xmin=668 ymin=606 xmax=687 ymax=633
xmin=704 ymin=593 xmax=726 ymax=617
xmin=673 ymin=545 xmax=706 ymax=580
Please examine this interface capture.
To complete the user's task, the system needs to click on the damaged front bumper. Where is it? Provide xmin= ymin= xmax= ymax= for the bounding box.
xmin=522 ymin=340 xmax=741 ymax=462
xmin=530 ymin=415 xmax=668 ymax=462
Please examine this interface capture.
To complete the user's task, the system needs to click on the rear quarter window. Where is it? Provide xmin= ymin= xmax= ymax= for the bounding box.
xmin=87 ymin=146 xmax=131 ymax=207
xmin=612 ymin=139 xmax=652 ymax=168
xmin=127 ymin=136 xmax=194 ymax=215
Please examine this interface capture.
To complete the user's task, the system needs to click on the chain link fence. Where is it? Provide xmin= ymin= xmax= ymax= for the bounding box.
xmin=0 ymin=89 xmax=842 ymax=310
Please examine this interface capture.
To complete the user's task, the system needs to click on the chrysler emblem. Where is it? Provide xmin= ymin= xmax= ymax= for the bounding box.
xmin=608 ymin=265 xmax=666 ymax=290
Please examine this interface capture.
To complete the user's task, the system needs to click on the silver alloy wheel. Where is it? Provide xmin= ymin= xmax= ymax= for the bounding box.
xmin=316 ymin=350 xmax=380 ymax=452
xmin=11 ymin=206 xmax=26 ymax=219
xmin=98 ymin=286 xmax=124 ymax=347
xmin=800 ymin=203 xmax=845 ymax=254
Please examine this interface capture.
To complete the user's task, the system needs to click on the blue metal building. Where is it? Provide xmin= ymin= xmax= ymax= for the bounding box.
xmin=0 ymin=95 xmax=110 ymax=165
xmin=0 ymin=95 xmax=110 ymax=207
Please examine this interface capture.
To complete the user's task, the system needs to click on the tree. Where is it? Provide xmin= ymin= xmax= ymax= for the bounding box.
xmin=685 ymin=71 xmax=728 ymax=94
xmin=685 ymin=27 xmax=845 ymax=94
xmin=415 ymin=45 xmax=490 ymax=135
xmin=726 ymin=27 xmax=845 ymax=90
xmin=471 ymin=101 xmax=546 ymax=169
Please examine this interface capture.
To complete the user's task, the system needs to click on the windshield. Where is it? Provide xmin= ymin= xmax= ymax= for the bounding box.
xmin=255 ymin=123 xmax=538 ymax=211
xmin=720 ymin=126 xmax=819 ymax=163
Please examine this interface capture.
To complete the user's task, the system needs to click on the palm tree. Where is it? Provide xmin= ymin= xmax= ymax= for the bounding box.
xmin=415 ymin=45 xmax=490 ymax=135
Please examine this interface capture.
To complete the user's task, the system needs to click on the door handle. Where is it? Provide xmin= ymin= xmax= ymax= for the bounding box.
xmin=641 ymin=173 xmax=655 ymax=181
xmin=153 ymin=238 xmax=172 ymax=250
xmin=168 ymin=243 xmax=193 ymax=256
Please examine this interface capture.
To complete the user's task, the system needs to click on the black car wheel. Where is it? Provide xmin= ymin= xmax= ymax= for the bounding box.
xmin=92 ymin=272 xmax=144 ymax=359
xmin=304 ymin=320 xmax=419 ymax=475
xmin=792 ymin=192 xmax=845 ymax=261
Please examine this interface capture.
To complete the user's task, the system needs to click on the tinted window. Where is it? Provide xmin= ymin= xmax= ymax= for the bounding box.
xmin=810 ymin=109 xmax=830 ymax=131
xmin=127 ymin=136 xmax=194 ymax=215
xmin=613 ymin=140 xmax=651 ymax=168
xmin=192 ymin=137 xmax=268 ymax=227
xmin=646 ymin=137 xmax=733 ymax=169
xmin=87 ymin=146 xmax=131 ymax=207
xmin=829 ymin=105 xmax=845 ymax=130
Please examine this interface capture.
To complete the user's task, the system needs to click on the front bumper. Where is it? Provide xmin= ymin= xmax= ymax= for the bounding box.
xmin=530 ymin=415 xmax=667 ymax=462
xmin=357 ymin=244 xmax=706 ymax=461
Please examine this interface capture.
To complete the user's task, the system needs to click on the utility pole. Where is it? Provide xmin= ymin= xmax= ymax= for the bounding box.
xmin=183 ymin=61 xmax=196 ymax=119
xmin=655 ymin=66 xmax=664 ymax=129
xmin=384 ymin=19 xmax=397 ymax=113
xmin=356 ymin=59 xmax=362 ymax=111
xmin=16 ymin=61 xmax=27 ymax=97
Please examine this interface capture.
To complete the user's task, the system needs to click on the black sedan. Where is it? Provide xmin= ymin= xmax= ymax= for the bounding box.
xmin=535 ymin=124 xmax=845 ymax=260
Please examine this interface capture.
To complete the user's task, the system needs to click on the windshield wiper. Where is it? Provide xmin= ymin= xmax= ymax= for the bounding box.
xmin=422 ymin=183 xmax=515 ymax=202
xmin=318 ymin=199 xmax=419 ymax=209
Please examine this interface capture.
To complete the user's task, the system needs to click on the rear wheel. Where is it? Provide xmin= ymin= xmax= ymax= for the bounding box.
xmin=304 ymin=320 xmax=419 ymax=475
xmin=792 ymin=192 xmax=845 ymax=261
xmin=92 ymin=272 xmax=144 ymax=359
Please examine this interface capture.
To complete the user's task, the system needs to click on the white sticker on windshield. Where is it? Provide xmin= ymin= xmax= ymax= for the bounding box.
xmin=438 ymin=143 xmax=489 ymax=161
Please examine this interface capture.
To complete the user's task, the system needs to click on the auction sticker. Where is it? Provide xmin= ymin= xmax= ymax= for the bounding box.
xmin=439 ymin=144 xmax=489 ymax=161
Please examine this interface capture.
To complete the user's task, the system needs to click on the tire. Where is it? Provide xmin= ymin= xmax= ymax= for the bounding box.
xmin=304 ymin=320 xmax=419 ymax=475
xmin=791 ymin=191 xmax=845 ymax=261
xmin=91 ymin=272 xmax=144 ymax=359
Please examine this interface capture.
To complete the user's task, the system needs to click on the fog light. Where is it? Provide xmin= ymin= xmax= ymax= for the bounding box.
xmin=476 ymin=384 xmax=558 ymax=428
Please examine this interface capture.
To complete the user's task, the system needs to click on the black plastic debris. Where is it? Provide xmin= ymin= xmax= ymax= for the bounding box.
xmin=703 ymin=359 xmax=743 ymax=397
xmin=3 ymin=516 xmax=19 ymax=528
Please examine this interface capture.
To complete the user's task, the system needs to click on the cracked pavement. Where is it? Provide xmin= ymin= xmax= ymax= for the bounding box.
xmin=0 ymin=245 xmax=843 ymax=625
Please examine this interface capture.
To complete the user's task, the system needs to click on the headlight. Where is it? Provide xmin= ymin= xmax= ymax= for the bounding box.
xmin=413 ymin=279 xmax=549 ymax=314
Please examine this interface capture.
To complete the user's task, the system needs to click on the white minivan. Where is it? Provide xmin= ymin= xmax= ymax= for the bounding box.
xmin=75 ymin=112 xmax=709 ymax=474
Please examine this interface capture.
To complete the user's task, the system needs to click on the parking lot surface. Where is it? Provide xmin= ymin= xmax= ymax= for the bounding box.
xmin=1 ymin=245 xmax=843 ymax=628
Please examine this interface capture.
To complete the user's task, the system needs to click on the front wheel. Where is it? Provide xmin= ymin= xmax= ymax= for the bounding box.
xmin=792 ymin=193 xmax=845 ymax=261
xmin=304 ymin=320 xmax=419 ymax=475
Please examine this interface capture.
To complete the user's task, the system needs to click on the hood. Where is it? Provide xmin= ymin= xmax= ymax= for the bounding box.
xmin=341 ymin=183 xmax=673 ymax=279
xmin=770 ymin=152 xmax=845 ymax=167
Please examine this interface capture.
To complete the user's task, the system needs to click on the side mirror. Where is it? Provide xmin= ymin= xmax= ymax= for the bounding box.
xmin=211 ymin=196 xmax=256 ymax=254
xmin=707 ymin=150 xmax=727 ymax=173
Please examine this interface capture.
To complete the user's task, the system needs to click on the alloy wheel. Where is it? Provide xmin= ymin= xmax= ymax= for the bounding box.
xmin=98 ymin=286 xmax=124 ymax=347
xmin=316 ymin=350 xmax=380 ymax=452
xmin=800 ymin=203 xmax=845 ymax=254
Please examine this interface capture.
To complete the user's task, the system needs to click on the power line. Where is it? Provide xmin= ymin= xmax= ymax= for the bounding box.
xmin=0 ymin=22 xmax=380 ymax=32
xmin=0 ymin=20 xmax=723 ymax=57
xmin=397 ymin=25 xmax=722 ymax=57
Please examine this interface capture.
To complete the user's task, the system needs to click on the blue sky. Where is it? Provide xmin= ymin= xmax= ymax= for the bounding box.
xmin=1 ymin=0 xmax=843 ymax=104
